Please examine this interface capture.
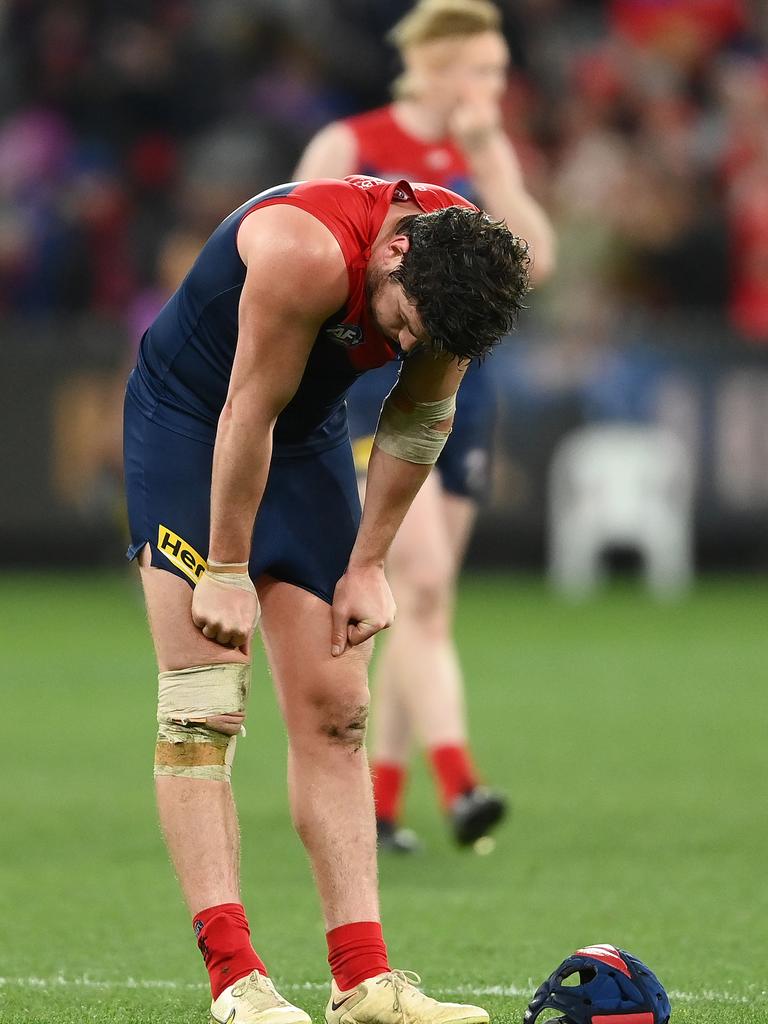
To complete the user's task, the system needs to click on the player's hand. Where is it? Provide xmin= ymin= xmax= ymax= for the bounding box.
xmin=330 ymin=564 xmax=396 ymax=657
xmin=191 ymin=569 xmax=260 ymax=651
xmin=449 ymin=96 xmax=502 ymax=152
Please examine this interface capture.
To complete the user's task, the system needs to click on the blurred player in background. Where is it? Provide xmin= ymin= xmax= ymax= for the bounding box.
xmin=124 ymin=173 xmax=529 ymax=1024
xmin=296 ymin=0 xmax=556 ymax=852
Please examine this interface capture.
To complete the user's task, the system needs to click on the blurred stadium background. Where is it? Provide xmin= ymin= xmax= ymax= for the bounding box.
xmin=4 ymin=0 xmax=768 ymax=569
xmin=3 ymin=2 xmax=768 ymax=1022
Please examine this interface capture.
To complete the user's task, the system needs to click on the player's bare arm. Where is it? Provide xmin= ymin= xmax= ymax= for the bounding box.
xmin=192 ymin=207 xmax=348 ymax=649
xmin=294 ymin=121 xmax=358 ymax=179
xmin=450 ymin=102 xmax=556 ymax=281
xmin=331 ymin=351 xmax=466 ymax=657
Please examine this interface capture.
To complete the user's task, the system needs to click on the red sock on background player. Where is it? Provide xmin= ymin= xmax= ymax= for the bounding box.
xmin=375 ymin=748 xmax=479 ymax=820
xmin=193 ymin=903 xmax=267 ymax=999
xmin=429 ymin=744 xmax=479 ymax=809
xmin=372 ymin=762 xmax=406 ymax=822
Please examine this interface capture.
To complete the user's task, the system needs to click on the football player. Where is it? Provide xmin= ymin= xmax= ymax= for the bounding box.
xmin=296 ymin=0 xmax=555 ymax=850
xmin=124 ymin=175 xmax=529 ymax=1023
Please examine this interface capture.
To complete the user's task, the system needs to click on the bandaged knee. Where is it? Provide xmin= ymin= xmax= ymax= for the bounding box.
xmin=154 ymin=663 xmax=251 ymax=782
xmin=374 ymin=389 xmax=456 ymax=464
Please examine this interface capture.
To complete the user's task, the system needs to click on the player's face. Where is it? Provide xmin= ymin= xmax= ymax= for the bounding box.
xmin=366 ymin=263 xmax=430 ymax=355
xmin=405 ymin=31 xmax=509 ymax=115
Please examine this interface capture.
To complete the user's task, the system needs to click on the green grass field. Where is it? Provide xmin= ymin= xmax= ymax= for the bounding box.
xmin=2 ymin=572 xmax=767 ymax=1023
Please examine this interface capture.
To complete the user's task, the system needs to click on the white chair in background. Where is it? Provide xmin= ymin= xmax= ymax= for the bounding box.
xmin=549 ymin=425 xmax=694 ymax=598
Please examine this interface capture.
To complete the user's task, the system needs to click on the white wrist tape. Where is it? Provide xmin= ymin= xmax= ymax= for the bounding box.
xmin=374 ymin=390 xmax=456 ymax=465
xmin=204 ymin=568 xmax=257 ymax=594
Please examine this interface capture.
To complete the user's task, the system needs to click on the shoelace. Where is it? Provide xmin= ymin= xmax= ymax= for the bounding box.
xmin=232 ymin=972 xmax=289 ymax=1006
xmin=375 ymin=970 xmax=423 ymax=1017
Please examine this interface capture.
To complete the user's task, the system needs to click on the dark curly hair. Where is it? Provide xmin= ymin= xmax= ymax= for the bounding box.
xmin=390 ymin=208 xmax=530 ymax=360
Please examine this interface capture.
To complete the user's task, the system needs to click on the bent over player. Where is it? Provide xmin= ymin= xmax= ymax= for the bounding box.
xmin=123 ymin=175 xmax=529 ymax=1024
xmin=296 ymin=0 xmax=556 ymax=850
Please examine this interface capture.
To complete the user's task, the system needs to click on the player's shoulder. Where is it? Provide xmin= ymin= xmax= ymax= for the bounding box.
xmin=237 ymin=178 xmax=368 ymax=231
xmin=281 ymin=176 xmax=383 ymax=225
xmin=237 ymin=202 xmax=348 ymax=315
xmin=237 ymin=199 xmax=346 ymax=278
xmin=236 ymin=181 xmax=372 ymax=306
xmin=294 ymin=175 xmax=371 ymax=200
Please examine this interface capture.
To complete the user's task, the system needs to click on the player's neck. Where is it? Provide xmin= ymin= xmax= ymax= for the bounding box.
xmin=391 ymin=100 xmax=449 ymax=144
xmin=371 ymin=200 xmax=425 ymax=254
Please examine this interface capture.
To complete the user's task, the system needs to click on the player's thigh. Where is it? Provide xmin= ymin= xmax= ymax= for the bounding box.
xmin=124 ymin=399 xmax=246 ymax=673
xmin=387 ymin=470 xmax=454 ymax=602
xmin=257 ymin=577 xmax=372 ymax=738
xmin=441 ymin=490 xmax=478 ymax=572
xmin=138 ymin=546 xmax=248 ymax=673
xmin=434 ymin=359 xmax=494 ymax=570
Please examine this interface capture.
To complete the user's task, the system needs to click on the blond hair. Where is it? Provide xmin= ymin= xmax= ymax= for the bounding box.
xmin=389 ymin=0 xmax=502 ymax=98
xmin=389 ymin=0 xmax=502 ymax=53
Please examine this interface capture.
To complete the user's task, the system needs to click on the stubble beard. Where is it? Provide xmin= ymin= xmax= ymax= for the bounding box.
xmin=365 ymin=264 xmax=389 ymax=338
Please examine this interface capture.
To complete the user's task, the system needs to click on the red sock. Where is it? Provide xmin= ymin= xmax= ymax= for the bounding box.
xmin=327 ymin=921 xmax=390 ymax=991
xmin=372 ymin=762 xmax=406 ymax=823
xmin=429 ymin=744 xmax=479 ymax=809
xmin=193 ymin=903 xmax=267 ymax=1000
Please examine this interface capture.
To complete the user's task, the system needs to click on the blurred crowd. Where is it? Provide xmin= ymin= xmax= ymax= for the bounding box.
xmin=2 ymin=0 xmax=768 ymax=348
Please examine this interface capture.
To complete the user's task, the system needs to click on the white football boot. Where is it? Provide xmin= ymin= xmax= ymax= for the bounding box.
xmin=210 ymin=971 xmax=311 ymax=1024
xmin=325 ymin=970 xmax=489 ymax=1024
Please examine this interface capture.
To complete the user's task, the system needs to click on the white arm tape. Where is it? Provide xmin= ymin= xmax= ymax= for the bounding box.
xmin=374 ymin=390 xmax=456 ymax=465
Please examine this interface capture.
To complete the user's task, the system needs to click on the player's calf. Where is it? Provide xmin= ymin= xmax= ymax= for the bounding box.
xmin=154 ymin=662 xmax=251 ymax=782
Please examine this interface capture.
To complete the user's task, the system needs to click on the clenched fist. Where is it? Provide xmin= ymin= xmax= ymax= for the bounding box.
xmin=331 ymin=564 xmax=396 ymax=657
xmin=191 ymin=566 xmax=260 ymax=651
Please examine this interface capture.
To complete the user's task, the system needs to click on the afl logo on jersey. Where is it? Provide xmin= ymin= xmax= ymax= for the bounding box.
xmin=326 ymin=323 xmax=364 ymax=348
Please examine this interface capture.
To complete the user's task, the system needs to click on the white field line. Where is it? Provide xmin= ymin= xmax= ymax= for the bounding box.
xmin=0 ymin=975 xmax=765 ymax=1005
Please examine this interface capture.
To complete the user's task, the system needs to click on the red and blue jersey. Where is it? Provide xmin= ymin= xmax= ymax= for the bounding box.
xmin=127 ymin=176 xmax=475 ymax=453
xmin=344 ymin=105 xmax=477 ymax=205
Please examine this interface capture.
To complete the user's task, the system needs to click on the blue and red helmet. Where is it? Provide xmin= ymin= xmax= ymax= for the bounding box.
xmin=524 ymin=944 xmax=671 ymax=1024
